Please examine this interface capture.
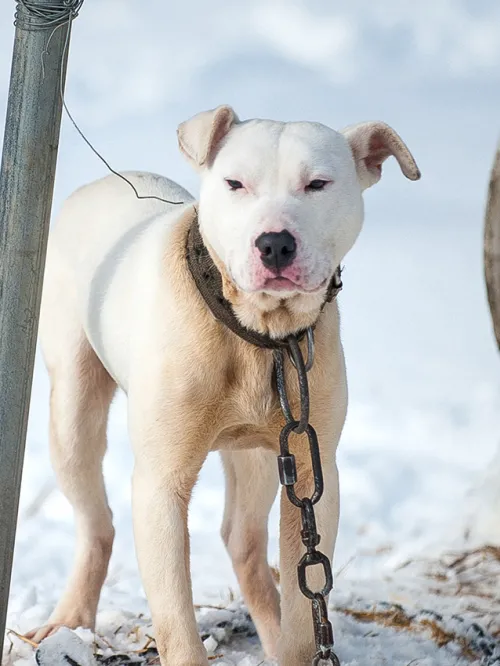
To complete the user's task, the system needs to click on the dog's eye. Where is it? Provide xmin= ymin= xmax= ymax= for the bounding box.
xmin=225 ymin=179 xmax=244 ymax=191
xmin=306 ymin=179 xmax=329 ymax=191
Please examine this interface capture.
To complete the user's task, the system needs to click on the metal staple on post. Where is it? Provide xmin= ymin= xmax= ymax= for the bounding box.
xmin=0 ymin=1 xmax=80 ymax=659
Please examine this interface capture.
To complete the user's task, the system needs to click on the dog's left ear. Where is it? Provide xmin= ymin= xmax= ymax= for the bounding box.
xmin=342 ymin=121 xmax=421 ymax=191
xmin=177 ymin=105 xmax=238 ymax=170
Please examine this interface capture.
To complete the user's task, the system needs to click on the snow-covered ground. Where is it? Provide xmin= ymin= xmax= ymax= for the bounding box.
xmin=7 ymin=546 xmax=500 ymax=665
xmin=2 ymin=1 xmax=500 ymax=664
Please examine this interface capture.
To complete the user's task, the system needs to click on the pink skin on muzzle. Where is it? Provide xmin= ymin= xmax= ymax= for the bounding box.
xmin=249 ymin=244 xmax=325 ymax=293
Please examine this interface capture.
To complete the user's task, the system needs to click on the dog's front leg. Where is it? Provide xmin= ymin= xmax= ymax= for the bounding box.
xmin=131 ymin=416 xmax=210 ymax=666
xmin=279 ymin=448 xmax=340 ymax=666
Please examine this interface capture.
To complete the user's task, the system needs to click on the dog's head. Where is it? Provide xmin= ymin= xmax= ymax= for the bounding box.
xmin=178 ymin=105 xmax=420 ymax=337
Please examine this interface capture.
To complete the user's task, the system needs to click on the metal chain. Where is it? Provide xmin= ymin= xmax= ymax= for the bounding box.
xmin=274 ymin=329 xmax=340 ymax=666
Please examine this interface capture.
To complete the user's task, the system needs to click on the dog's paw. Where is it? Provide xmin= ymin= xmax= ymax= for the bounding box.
xmin=25 ymin=620 xmax=89 ymax=645
xmin=24 ymin=623 xmax=67 ymax=644
xmin=25 ymin=603 xmax=96 ymax=645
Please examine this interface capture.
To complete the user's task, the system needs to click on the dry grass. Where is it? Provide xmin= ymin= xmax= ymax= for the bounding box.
xmin=339 ymin=604 xmax=477 ymax=660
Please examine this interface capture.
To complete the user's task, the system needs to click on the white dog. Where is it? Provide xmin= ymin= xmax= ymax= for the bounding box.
xmin=31 ymin=106 xmax=419 ymax=666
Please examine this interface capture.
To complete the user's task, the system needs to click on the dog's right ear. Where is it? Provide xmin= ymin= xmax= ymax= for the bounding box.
xmin=177 ymin=105 xmax=238 ymax=170
xmin=341 ymin=121 xmax=420 ymax=191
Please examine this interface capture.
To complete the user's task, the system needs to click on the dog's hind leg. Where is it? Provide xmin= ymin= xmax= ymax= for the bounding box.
xmin=220 ymin=448 xmax=280 ymax=658
xmin=27 ymin=331 xmax=116 ymax=642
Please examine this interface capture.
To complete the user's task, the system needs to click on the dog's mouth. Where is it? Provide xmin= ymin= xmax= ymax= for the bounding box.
xmin=262 ymin=276 xmax=327 ymax=294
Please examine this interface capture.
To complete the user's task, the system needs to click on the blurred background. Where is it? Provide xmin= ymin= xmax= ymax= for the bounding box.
xmin=1 ymin=0 xmax=500 ymax=621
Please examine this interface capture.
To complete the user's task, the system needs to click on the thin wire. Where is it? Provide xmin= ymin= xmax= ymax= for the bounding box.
xmin=40 ymin=20 xmax=64 ymax=80
xmin=16 ymin=0 xmax=185 ymax=206
xmin=15 ymin=0 xmax=84 ymax=31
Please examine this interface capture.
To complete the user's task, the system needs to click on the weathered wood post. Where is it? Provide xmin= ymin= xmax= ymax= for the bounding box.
xmin=0 ymin=1 xmax=80 ymax=658
xmin=484 ymin=143 xmax=500 ymax=349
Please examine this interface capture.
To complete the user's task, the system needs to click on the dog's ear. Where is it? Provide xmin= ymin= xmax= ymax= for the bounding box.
xmin=342 ymin=121 xmax=421 ymax=190
xmin=177 ymin=105 xmax=238 ymax=169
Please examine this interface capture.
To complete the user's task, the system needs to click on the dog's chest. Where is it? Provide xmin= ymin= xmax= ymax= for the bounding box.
xmin=213 ymin=351 xmax=284 ymax=451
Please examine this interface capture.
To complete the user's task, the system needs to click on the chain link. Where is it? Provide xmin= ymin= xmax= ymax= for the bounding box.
xmin=274 ymin=329 xmax=340 ymax=666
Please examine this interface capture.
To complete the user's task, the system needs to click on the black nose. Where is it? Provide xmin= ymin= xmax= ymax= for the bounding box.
xmin=255 ymin=231 xmax=297 ymax=272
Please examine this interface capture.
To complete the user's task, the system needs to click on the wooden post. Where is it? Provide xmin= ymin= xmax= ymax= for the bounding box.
xmin=484 ymin=143 xmax=500 ymax=350
xmin=0 ymin=1 xmax=76 ymax=658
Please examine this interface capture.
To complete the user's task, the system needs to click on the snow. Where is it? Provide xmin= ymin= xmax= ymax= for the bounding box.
xmin=34 ymin=627 xmax=97 ymax=666
xmin=2 ymin=0 xmax=500 ymax=664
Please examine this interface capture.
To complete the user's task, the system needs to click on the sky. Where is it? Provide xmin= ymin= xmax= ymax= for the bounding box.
xmin=1 ymin=0 xmax=500 ymax=616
